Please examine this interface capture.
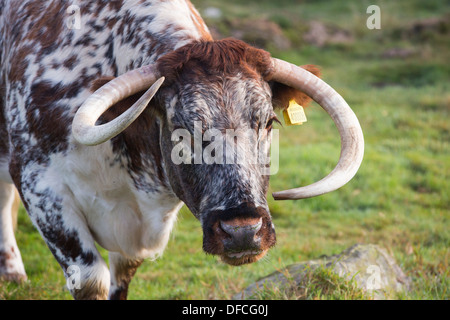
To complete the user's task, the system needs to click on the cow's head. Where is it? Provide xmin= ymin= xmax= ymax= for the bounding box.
xmin=72 ymin=39 xmax=364 ymax=266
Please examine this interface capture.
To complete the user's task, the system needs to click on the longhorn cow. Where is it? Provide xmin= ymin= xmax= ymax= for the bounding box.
xmin=0 ymin=0 xmax=363 ymax=299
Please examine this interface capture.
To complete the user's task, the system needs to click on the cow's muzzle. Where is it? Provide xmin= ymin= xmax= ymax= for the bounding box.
xmin=202 ymin=203 xmax=276 ymax=266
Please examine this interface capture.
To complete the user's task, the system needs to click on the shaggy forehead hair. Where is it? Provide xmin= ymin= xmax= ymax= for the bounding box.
xmin=156 ymin=37 xmax=321 ymax=118
xmin=157 ymin=38 xmax=274 ymax=83
xmin=156 ymin=38 xmax=275 ymax=130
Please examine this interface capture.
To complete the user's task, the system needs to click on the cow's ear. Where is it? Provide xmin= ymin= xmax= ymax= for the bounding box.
xmin=270 ymin=64 xmax=321 ymax=109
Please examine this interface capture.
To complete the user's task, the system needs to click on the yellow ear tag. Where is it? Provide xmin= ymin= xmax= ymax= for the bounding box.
xmin=283 ymin=100 xmax=307 ymax=126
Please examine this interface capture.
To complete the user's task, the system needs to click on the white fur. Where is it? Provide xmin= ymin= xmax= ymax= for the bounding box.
xmin=57 ymin=143 xmax=182 ymax=260
xmin=0 ymin=0 xmax=212 ymax=297
xmin=0 ymin=181 xmax=26 ymax=279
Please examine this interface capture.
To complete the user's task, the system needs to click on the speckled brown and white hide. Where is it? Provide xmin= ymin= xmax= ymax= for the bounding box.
xmin=0 ymin=0 xmax=210 ymax=299
xmin=0 ymin=0 xmax=317 ymax=300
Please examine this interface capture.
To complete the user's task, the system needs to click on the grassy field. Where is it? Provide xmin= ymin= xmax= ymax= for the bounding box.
xmin=1 ymin=0 xmax=448 ymax=299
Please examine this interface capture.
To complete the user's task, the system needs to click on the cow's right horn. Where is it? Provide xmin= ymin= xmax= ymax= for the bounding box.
xmin=72 ymin=65 xmax=164 ymax=146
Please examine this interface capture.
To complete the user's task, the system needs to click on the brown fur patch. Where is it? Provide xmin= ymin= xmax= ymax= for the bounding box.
xmin=156 ymin=38 xmax=273 ymax=84
xmin=109 ymin=257 xmax=142 ymax=300
xmin=223 ymin=217 xmax=261 ymax=227
xmin=22 ymin=2 xmax=65 ymax=55
xmin=156 ymin=38 xmax=320 ymax=110
xmin=8 ymin=45 xmax=33 ymax=84
xmin=26 ymin=81 xmax=75 ymax=155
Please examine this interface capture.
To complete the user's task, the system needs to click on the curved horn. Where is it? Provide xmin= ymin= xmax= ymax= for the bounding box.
xmin=72 ymin=65 xmax=164 ymax=146
xmin=268 ymin=58 xmax=364 ymax=200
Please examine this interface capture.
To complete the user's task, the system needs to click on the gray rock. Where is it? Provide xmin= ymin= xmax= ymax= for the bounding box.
xmin=303 ymin=20 xmax=354 ymax=47
xmin=233 ymin=244 xmax=411 ymax=300
xmin=203 ymin=7 xmax=222 ymax=19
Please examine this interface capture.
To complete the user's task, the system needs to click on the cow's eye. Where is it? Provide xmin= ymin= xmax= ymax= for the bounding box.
xmin=266 ymin=116 xmax=280 ymax=130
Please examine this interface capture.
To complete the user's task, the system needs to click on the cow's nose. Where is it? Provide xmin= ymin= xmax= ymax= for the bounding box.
xmin=220 ymin=218 xmax=262 ymax=253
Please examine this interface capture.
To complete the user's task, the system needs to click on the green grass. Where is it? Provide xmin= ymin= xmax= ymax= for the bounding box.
xmin=1 ymin=0 xmax=449 ymax=300
xmin=248 ymin=263 xmax=372 ymax=300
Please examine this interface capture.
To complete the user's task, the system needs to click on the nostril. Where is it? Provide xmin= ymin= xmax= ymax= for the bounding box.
xmin=249 ymin=219 xmax=263 ymax=236
xmin=219 ymin=221 xmax=233 ymax=235
xmin=220 ymin=218 xmax=262 ymax=236
xmin=217 ymin=222 xmax=232 ymax=240
xmin=219 ymin=218 xmax=263 ymax=250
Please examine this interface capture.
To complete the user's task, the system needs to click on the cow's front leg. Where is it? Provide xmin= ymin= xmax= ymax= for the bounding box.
xmin=19 ymin=179 xmax=110 ymax=299
xmin=32 ymin=207 xmax=110 ymax=299
xmin=0 ymin=181 xmax=26 ymax=282
xmin=108 ymin=252 xmax=143 ymax=300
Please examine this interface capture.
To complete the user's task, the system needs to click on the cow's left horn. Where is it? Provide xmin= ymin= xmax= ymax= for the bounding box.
xmin=72 ymin=65 xmax=164 ymax=146
xmin=268 ymin=58 xmax=364 ymax=200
